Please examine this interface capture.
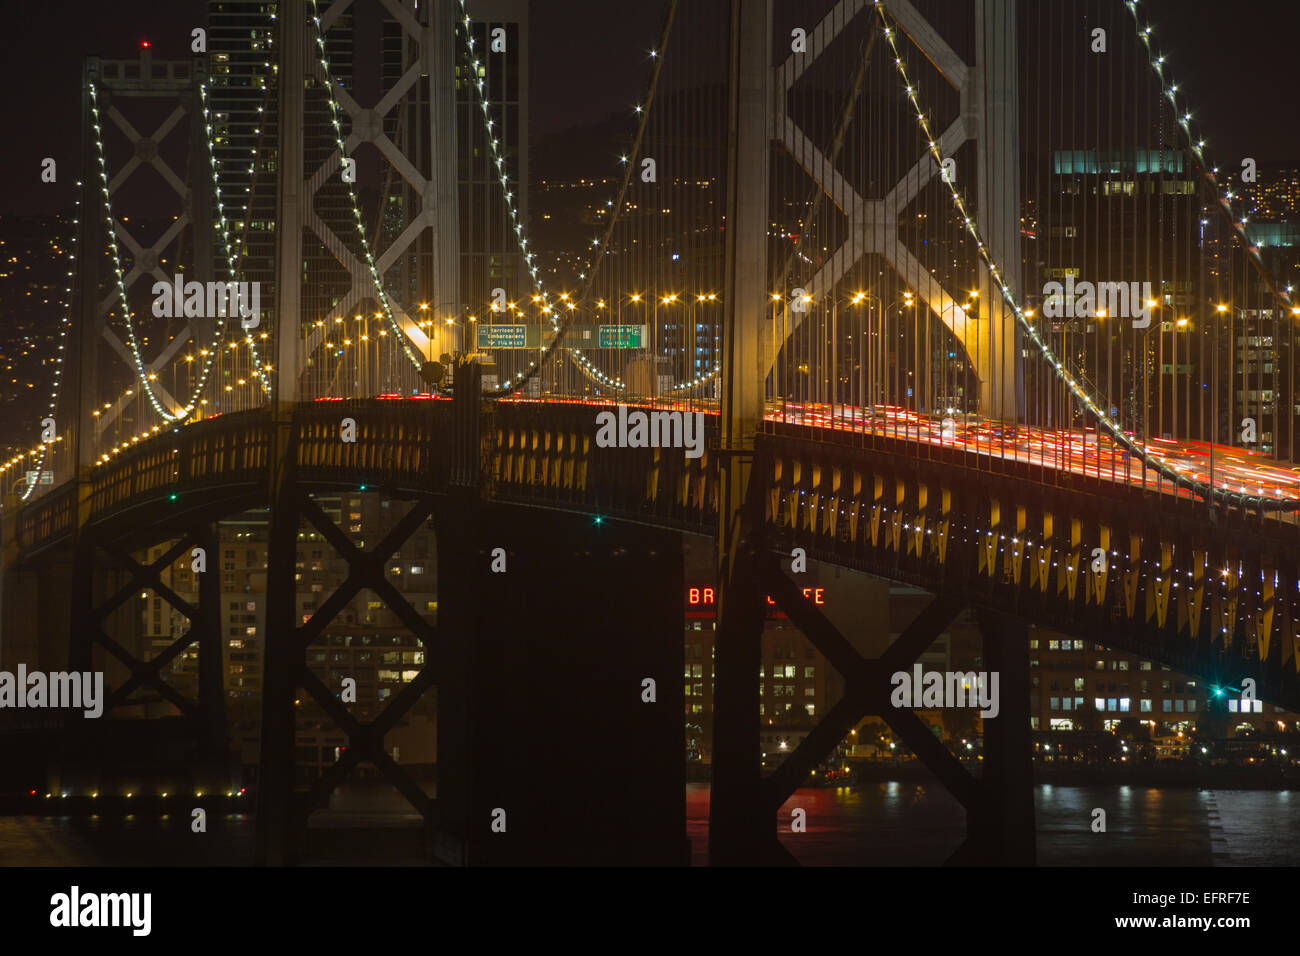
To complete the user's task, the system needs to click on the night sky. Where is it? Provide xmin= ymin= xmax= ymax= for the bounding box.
xmin=0 ymin=0 xmax=1296 ymax=216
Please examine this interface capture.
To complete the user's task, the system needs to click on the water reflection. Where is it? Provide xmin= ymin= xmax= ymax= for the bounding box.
xmin=0 ymin=781 xmax=1292 ymax=865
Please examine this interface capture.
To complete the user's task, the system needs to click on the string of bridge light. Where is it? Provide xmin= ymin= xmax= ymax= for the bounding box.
xmin=90 ymin=81 xmax=260 ymax=428
xmin=1123 ymin=0 xmax=1296 ymax=314
xmin=455 ymin=0 xmax=623 ymax=393
xmin=873 ymin=0 xmax=1295 ymax=510
xmin=550 ymin=7 xmax=682 ymax=396
xmin=309 ymin=0 xmax=424 ymax=374
xmin=88 ymin=82 xmax=192 ymax=423
xmin=199 ymin=81 xmax=273 ymax=396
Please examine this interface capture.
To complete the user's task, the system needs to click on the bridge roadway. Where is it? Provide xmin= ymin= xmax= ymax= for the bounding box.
xmin=9 ymin=396 xmax=1300 ymax=710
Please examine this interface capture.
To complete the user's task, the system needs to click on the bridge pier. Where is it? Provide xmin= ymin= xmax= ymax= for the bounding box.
xmin=434 ymin=502 xmax=688 ymax=865
xmin=948 ymin=607 xmax=1035 ymax=864
xmin=254 ymin=462 xmax=303 ymax=865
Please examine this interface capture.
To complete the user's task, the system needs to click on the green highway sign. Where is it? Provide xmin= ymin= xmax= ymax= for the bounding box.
xmin=598 ymin=324 xmax=646 ymax=348
xmin=477 ymin=324 xmax=533 ymax=348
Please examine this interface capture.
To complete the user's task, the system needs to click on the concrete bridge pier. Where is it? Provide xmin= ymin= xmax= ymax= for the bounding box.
xmin=434 ymin=358 xmax=687 ymax=864
xmin=433 ymin=501 xmax=688 ymax=865
xmin=949 ymin=608 xmax=1035 ymax=864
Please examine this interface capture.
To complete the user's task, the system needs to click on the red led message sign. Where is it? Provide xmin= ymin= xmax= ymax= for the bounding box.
xmin=687 ymin=586 xmax=825 ymax=611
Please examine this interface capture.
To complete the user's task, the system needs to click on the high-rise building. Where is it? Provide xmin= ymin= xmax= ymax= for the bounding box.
xmin=457 ymin=0 xmax=529 ymax=316
xmin=1247 ymin=164 xmax=1300 ymax=223
xmin=1037 ymin=148 xmax=1202 ymax=439
xmin=207 ymin=1 xmax=278 ymax=303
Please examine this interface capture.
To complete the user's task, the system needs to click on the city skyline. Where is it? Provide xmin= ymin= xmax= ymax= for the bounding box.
xmin=1 ymin=0 xmax=1300 ymax=903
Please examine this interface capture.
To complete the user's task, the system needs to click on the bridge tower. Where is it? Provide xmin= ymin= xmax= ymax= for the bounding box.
xmin=0 ymin=47 xmax=238 ymax=799
xmin=292 ymin=0 xmax=463 ymax=389
xmin=766 ymin=0 xmax=1024 ymax=421
xmin=67 ymin=50 xmax=224 ymax=710
xmin=712 ymin=0 xmax=1034 ymax=865
xmin=65 ymin=50 xmax=218 ymax=479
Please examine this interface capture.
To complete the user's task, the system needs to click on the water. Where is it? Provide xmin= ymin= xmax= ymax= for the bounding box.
xmin=0 ymin=783 xmax=1294 ymax=865
xmin=687 ymin=783 xmax=1297 ymax=866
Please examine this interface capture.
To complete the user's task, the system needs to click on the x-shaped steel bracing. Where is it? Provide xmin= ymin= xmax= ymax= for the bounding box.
xmin=756 ymin=551 xmax=982 ymax=819
xmin=94 ymin=99 xmax=210 ymax=433
xmin=301 ymin=0 xmax=448 ymax=376
xmin=89 ymin=536 xmax=205 ymax=717
xmin=768 ymin=0 xmax=987 ymax=378
xmin=290 ymin=494 xmax=441 ymax=825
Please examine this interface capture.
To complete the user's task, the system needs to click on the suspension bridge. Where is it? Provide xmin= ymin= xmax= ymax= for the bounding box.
xmin=2 ymin=0 xmax=1298 ymax=866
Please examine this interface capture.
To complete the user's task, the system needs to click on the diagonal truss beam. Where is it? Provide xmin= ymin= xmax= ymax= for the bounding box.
xmin=90 ymin=83 xmax=209 ymax=438
xmin=288 ymin=493 xmax=441 ymax=823
xmin=768 ymin=1 xmax=989 ymax=385
xmin=878 ymin=0 xmax=969 ymax=90
xmin=775 ymin=0 xmax=867 ymax=92
xmin=755 ymin=552 xmax=978 ymax=817
xmin=298 ymin=0 xmax=453 ymax=379
xmin=83 ymin=535 xmax=212 ymax=716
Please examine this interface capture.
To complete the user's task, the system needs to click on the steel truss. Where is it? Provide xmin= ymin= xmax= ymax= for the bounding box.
xmin=710 ymin=450 xmax=1035 ymax=865
xmin=256 ymin=482 xmax=441 ymax=863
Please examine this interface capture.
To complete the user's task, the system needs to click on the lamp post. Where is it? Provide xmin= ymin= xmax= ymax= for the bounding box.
xmin=848 ymin=291 xmax=914 ymax=434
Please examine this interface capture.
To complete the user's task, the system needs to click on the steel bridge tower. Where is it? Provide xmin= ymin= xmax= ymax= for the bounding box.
xmin=765 ymin=0 xmax=1024 ymax=421
xmin=713 ymin=0 xmax=1034 ymax=865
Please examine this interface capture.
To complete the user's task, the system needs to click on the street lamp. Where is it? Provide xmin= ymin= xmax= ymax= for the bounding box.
xmin=849 ymin=291 xmax=915 ymax=434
